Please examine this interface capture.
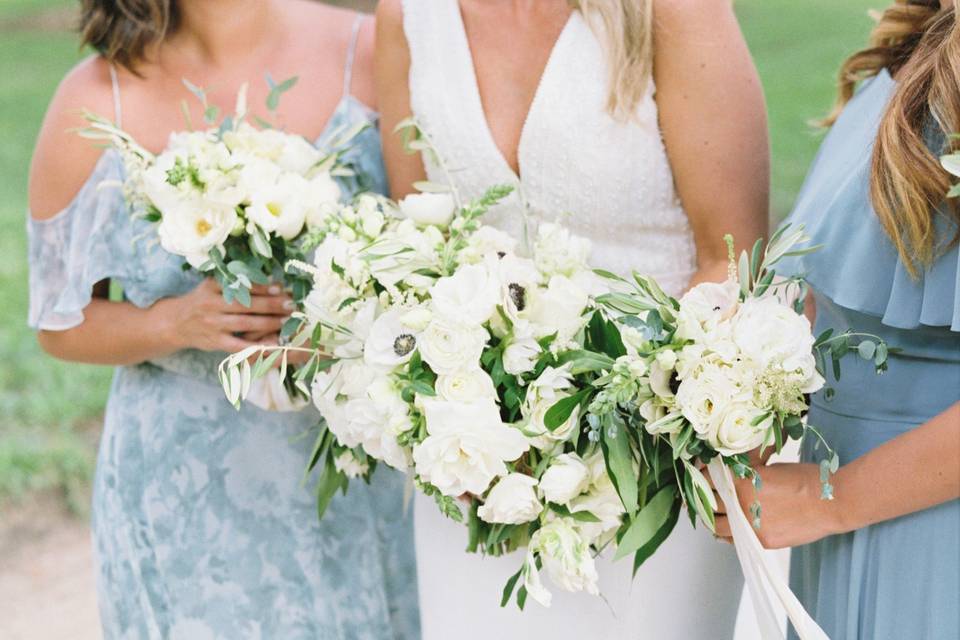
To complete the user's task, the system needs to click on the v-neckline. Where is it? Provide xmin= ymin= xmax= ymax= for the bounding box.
xmin=453 ymin=3 xmax=575 ymax=182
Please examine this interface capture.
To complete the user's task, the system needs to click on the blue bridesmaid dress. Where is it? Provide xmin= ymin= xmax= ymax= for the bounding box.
xmin=780 ymin=69 xmax=960 ymax=640
xmin=26 ymin=18 xmax=420 ymax=640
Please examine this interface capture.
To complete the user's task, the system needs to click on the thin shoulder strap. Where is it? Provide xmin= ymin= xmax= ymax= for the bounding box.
xmin=109 ymin=65 xmax=123 ymax=127
xmin=342 ymin=13 xmax=365 ymax=98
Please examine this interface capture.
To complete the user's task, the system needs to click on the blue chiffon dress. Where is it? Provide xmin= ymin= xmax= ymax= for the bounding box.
xmin=780 ymin=69 xmax=960 ymax=640
xmin=25 ymin=30 xmax=420 ymax=640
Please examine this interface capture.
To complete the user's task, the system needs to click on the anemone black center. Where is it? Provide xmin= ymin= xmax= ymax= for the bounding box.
xmin=393 ymin=334 xmax=417 ymax=357
xmin=508 ymin=283 xmax=526 ymax=311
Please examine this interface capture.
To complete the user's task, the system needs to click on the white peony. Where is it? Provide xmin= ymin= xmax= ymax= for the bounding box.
xmin=430 ymin=263 xmax=501 ymax=326
xmin=398 ymin=192 xmax=456 ymax=228
xmin=539 ymin=453 xmax=592 ymax=505
xmin=676 ymin=279 xmax=741 ymax=342
xmin=419 ymin=316 xmax=489 ymax=375
xmin=435 ymin=368 xmax=497 ymax=404
xmin=413 ymin=398 xmax=529 ymax=496
xmin=157 ymin=197 xmax=237 ymax=268
xmin=363 ymin=309 xmax=420 ymax=370
xmin=477 ymin=473 xmax=543 ymax=525
xmin=533 ymin=223 xmax=592 ymax=278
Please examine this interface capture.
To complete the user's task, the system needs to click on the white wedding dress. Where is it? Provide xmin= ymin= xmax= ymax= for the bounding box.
xmin=403 ymin=2 xmax=743 ymax=638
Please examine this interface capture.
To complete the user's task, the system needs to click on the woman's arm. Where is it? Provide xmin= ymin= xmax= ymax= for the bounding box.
xmin=654 ymin=0 xmax=770 ymax=286
xmin=375 ymin=0 xmax=427 ymax=199
xmin=713 ymin=402 xmax=960 ymax=549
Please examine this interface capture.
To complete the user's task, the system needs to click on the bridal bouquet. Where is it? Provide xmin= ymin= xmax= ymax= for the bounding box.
xmin=81 ymin=77 xmax=359 ymax=307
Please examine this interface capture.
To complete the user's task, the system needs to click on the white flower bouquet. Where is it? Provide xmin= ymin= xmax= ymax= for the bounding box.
xmin=220 ymin=120 xmax=641 ymax=607
xmin=81 ymin=77 xmax=361 ymax=307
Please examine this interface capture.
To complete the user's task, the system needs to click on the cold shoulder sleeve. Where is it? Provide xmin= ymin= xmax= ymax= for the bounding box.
xmin=27 ymin=150 xmax=145 ymax=331
xmin=778 ymin=70 xmax=960 ymax=332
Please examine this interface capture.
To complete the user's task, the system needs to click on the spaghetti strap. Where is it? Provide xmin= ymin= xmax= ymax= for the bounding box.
xmin=342 ymin=14 xmax=364 ymax=98
xmin=109 ymin=64 xmax=123 ymax=127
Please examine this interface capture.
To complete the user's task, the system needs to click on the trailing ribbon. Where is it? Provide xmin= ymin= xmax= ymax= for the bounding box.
xmin=707 ymin=459 xmax=830 ymax=640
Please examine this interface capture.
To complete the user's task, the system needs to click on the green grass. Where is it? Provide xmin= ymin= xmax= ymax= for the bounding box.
xmin=0 ymin=0 xmax=882 ymax=504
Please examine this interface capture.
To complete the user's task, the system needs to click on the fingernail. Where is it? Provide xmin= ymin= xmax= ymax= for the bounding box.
xmin=268 ymin=285 xmax=282 ymax=295
xmin=283 ymin=300 xmax=295 ymax=310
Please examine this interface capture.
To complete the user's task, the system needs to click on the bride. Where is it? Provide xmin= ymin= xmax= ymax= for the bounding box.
xmin=376 ymin=0 xmax=768 ymax=637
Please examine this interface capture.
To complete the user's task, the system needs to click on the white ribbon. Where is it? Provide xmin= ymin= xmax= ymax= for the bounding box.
xmin=707 ymin=459 xmax=830 ymax=640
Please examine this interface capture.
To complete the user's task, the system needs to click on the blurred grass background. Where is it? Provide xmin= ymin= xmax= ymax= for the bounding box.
xmin=0 ymin=0 xmax=878 ymax=508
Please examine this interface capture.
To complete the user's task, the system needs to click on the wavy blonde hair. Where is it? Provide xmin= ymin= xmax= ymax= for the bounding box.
xmin=825 ymin=0 xmax=959 ymax=275
xmin=569 ymin=0 xmax=654 ymax=120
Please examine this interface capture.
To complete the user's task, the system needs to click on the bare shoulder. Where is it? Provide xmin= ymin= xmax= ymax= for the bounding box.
xmin=376 ymin=0 xmax=405 ymax=28
xmin=352 ymin=13 xmax=377 ymax=108
xmin=654 ymin=0 xmax=733 ymax=26
xmin=29 ymin=55 xmax=118 ymax=219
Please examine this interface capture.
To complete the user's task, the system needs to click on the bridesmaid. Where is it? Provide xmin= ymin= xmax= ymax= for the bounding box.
xmin=714 ymin=2 xmax=960 ymax=638
xmin=27 ymin=1 xmax=418 ymax=638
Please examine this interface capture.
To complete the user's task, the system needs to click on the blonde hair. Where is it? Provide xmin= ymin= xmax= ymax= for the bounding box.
xmin=570 ymin=0 xmax=654 ymax=120
xmin=825 ymin=0 xmax=959 ymax=276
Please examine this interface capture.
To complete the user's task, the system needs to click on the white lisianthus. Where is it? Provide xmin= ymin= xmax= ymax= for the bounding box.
xmin=435 ymin=368 xmax=497 ymax=404
xmin=398 ymin=192 xmax=456 ymax=228
xmin=413 ymin=398 xmax=529 ymax=496
xmin=458 ymin=225 xmax=518 ymax=264
xmin=529 ymin=517 xmax=599 ymax=598
xmin=676 ymin=279 xmax=741 ymax=342
xmin=539 ymin=453 xmax=592 ymax=505
xmin=363 ymin=309 xmax=421 ymax=369
xmin=570 ymin=452 xmax=626 ymax=546
xmin=502 ymin=321 xmax=542 ymax=375
xmin=245 ymin=171 xmax=309 ymax=240
xmin=523 ymin=275 xmax=590 ymax=342
xmin=419 ymin=316 xmax=489 ymax=375
xmin=334 ymin=450 xmax=370 ymax=479
xmin=157 ymin=197 xmax=237 ymax=268
xmin=277 ymin=133 xmax=323 ymax=174
xmin=430 ymin=263 xmax=501 ymax=326
xmin=533 ymin=223 xmax=592 ymax=277
xmin=302 ymin=173 xmax=342 ymax=226
xmin=477 ymin=473 xmax=543 ymax=525
xmin=710 ymin=402 xmax=775 ymax=456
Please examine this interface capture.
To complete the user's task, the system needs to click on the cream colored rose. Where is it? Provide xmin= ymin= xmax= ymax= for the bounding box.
xmin=477 ymin=473 xmax=543 ymax=525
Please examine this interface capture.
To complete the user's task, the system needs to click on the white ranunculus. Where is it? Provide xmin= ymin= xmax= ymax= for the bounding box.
xmin=398 ymin=192 xmax=456 ymax=227
xmin=529 ymin=517 xmax=599 ymax=597
xmin=710 ymin=402 xmax=774 ymax=456
xmin=334 ymin=450 xmax=370 ymax=479
xmin=458 ymin=225 xmax=518 ymax=264
xmin=731 ymin=296 xmax=817 ymax=378
xmin=419 ymin=316 xmax=489 ymax=375
xmin=523 ymin=275 xmax=590 ymax=342
xmin=431 ymin=263 xmax=501 ymax=326
xmin=540 ymin=453 xmax=592 ymax=505
xmin=674 ymin=363 xmax=745 ymax=437
xmin=435 ymin=368 xmax=497 ymax=404
xmin=533 ymin=223 xmax=592 ymax=278
xmin=364 ymin=309 xmax=420 ymax=370
xmin=676 ymin=279 xmax=741 ymax=342
xmin=477 ymin=473 xmax=543 ymax=525
xmin=413 ymin=398 xmax=529 ymax=496
xmin=502 ymin=321 xmax=542 ymax=375
xmin=245 ymin=171 xmax=309 ymax=240
xmin=157 ymin=197 xmax=237 ymax=268
xmin=400 ymin=306 xmax=433 ymax=332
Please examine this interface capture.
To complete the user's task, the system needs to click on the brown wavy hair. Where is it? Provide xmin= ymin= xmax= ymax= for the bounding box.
xmin=79 ymin=0 xmax=177 ymax=72
xmin=825 ymin=0 xmax=959 ymax=276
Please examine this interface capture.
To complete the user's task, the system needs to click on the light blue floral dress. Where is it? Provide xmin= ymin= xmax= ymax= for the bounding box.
xmin=781 ymin=69 xmax=960 ymax=640
xmin=26 ymin=20 xmax=420 ymax=640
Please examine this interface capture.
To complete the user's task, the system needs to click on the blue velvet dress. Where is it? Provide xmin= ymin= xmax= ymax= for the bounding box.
xmin=26 ymin=94 xmax=420 ymax=638
xmin=780 ymin=69 xmax=960 ymax=640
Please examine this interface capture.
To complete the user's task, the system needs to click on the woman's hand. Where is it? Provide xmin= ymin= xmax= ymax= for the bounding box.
xmin=709 ymin=462 xmax=842 ymax=550
xmin=156 ymin=279 xmax=294 ymax=354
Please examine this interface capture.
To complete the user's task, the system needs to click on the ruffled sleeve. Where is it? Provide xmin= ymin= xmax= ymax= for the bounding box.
xmin=778 ymin=70 xmax=960 ymax=332
xmin=27 ymin=150 xmax=145 ymax=331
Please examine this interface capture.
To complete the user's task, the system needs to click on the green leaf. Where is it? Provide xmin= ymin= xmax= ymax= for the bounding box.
xmin=315 ymin=457 xmax=346 ymax=521
xmin=500 ymin=568 xmax=523 ymax=608
xmin=557 ymin=350 xmax=615 ymax=375
xmin=203 ymin=105 xmax=220 ymax=124
xmin=602 ymin=414 xmax=639 ymax=516
xmin=857 ymin=340 xmax=876 ymax=361
xmin=633 ymin=494 xmax=681 ymax=574
xmin=614 ymin=485 xmax=678 ymax=560
xmin=544 ymin=389 xmax=589 ymax=432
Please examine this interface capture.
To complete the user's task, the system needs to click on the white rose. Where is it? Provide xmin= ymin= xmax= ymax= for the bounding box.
xmin=533 ymin=223 xmax=592 ymax=277
xmin=675 ymin=363 xmax=745 ymax=437
xmin=157 ymin=197 xmax=237 ymax=268
xmin=333 ymin=450 xmax=370 ymax=479
xmin=676 ymin=279 xmax=741 ymax=342
xmin=731 ymin=296 xmax=818 ymax=379
xmin=363 ymin=309 xmax=420 ymax=370
xmin=398 ymin=192 xmax=456 ymax=228
xmin=459 ymin=225 xmax=518 ymax=264
xmin=477 ymin=473 xmax=543 ymax=525
xmin=529 ymin=518 xmax=599 ymax=597
xmin=710 ymin=402 xmax=774 ymax=456
xmin=539 ymin=453 xmax=592 ymax=505
xmin=431 ymin=263 xmax=501 ymax=326
xmin=435 ymin=368 xmax=497 ymax=403
xmin=413 ymin=398 xmax=529 ymax=496
xmin=419 ymin=316 xmax=489 ymax=375
xmin=523 ymin=275 xmax=590 ymax=342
